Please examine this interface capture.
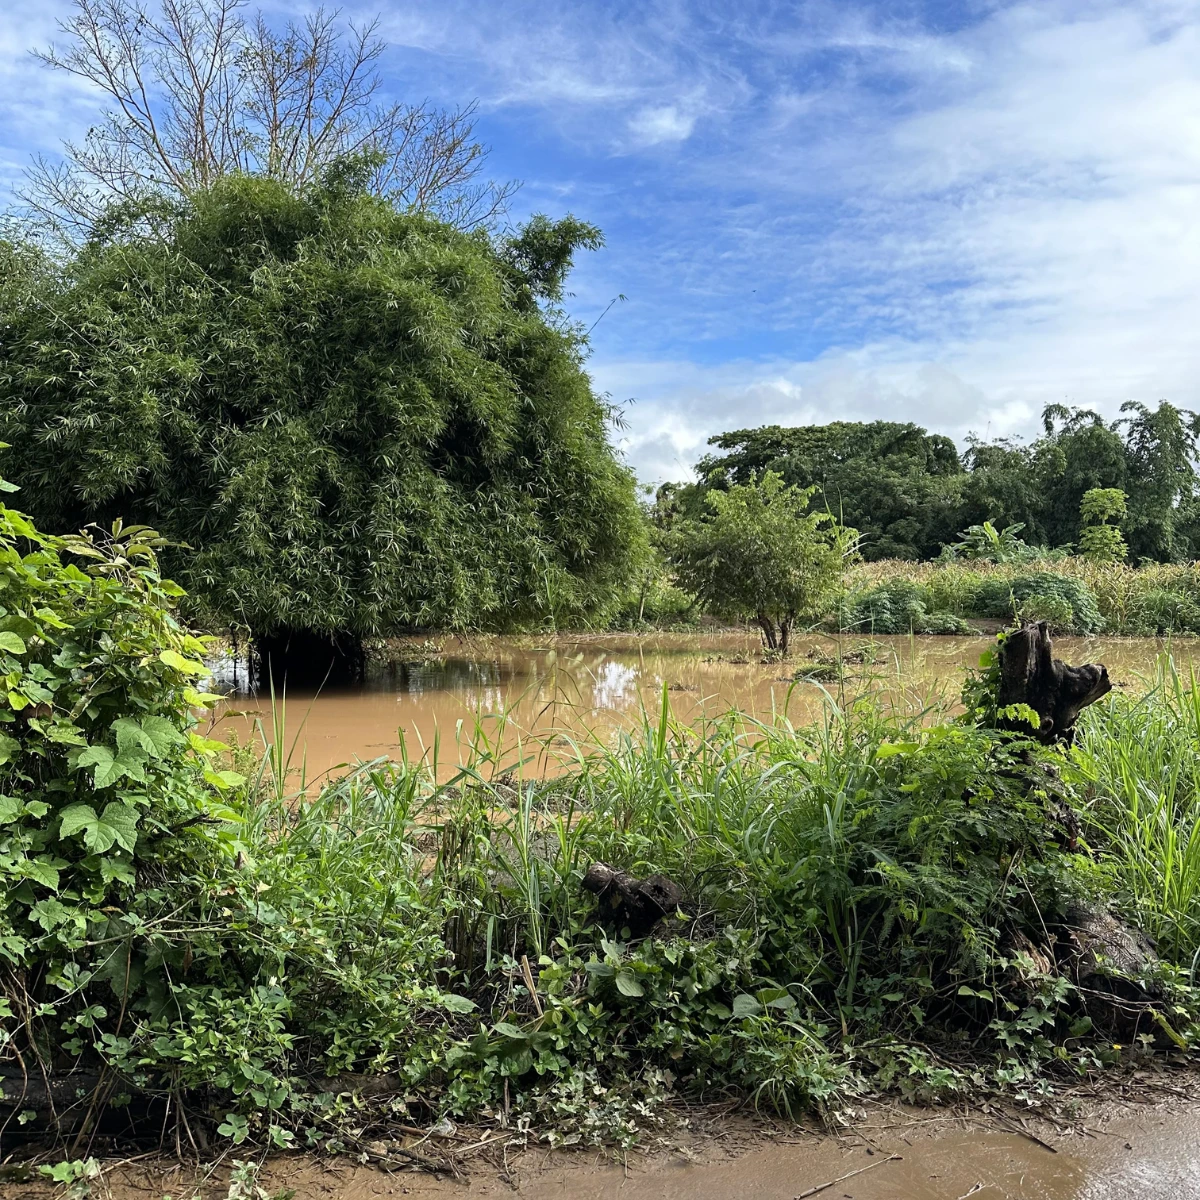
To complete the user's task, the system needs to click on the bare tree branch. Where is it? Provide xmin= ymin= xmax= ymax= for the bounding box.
xmin=20 ymin=0 xmax=514 ymax=238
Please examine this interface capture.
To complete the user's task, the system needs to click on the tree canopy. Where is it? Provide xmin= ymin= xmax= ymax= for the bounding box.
xmin=693 ymin=422 xmax=964 ymax=561
xmin=0 ymin=171 xmax=644 ymax=641
xmin=682 ymin=404 xmax=1200 ymax=564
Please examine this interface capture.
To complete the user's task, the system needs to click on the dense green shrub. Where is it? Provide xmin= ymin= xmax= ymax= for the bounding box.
xmin=836 ymin=580 xmax=970 ymax=634
xmin=1129 ymin=588 xmax=1200 ymax=635
xmin=0 ymin=482 xmax=250 ymax=1085
xmin=974 ymin=572 xmax=1104 ymax=635
xmin=0 ymin=506 xmax=239 ymax=979
xmin=668 ymin=472 xmax=855 ymax=654
xmin=0 ymin=174 xmax=644 ymax=641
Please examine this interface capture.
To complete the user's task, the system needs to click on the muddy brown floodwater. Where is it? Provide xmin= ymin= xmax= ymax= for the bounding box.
xmin=207 ymin=632 xmax=1200 ymax=781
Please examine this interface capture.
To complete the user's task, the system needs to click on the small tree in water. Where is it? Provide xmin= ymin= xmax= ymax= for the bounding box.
xmin=1078 ymin=487 xmax=1129 ymax=562
xmin=669 ymin=472 xmax=856 ymax=656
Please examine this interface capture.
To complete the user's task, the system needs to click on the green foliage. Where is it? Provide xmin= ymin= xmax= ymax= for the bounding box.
xmin=0 ymin=495 xmax=240 ymax=981
xmin=615 ymin=549 xmax=696 ymax=628
xmin=974 ymin=572 xmax=1104 ymax=635
xmin=13 ymin=618 xmax=1200 ymax=1148
xmin=0 ymin=480 xmax=264 ymax=1122
xmin=1071 ymin=658 xmax=1200 ymax=963
xmin=836 ymin=580 xmax=970 ymax=635
xmin=943 ymin=521 xmax=1055 ymax=563
xmin=686 ymin=402 xmax=1200 ymax=566
xmin=692 ymin=421 xmax=964 ymax=561
xmin=667 ymin=472 xmax=856 ymax=654
xmin=0 ymin=175 xmax=644 ymax=639
xmin=1077 ymin=525 xmax=1128 ymax=564
xmin=1080 ymin=487 xmax=1128 ymax=526
xmin=1132 ymin=588 xmax=1200 ymax=635
xmin=1078 ymin=487 xmax=1129 ymax=563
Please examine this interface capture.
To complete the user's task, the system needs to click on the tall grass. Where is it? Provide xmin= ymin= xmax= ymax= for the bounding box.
xmin=1072 ymin=657 xmax=1200 ymax=966
xmin=183 ymin=665 xmax=1200 ymax=1130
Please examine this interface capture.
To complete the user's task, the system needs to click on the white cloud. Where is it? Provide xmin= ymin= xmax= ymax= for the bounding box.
xmin=598 ymin=356 xmax=1004 ymax=484
xmin=627 ymin=104 xmax=696 ymax=145
xmin=6 ymin=0 xmax=1200 ymax=495
xmin=577 ymin=1 xmax=1200 ymax=482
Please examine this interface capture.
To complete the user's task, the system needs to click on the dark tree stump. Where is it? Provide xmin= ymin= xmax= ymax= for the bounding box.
xmin=581 ymin=863 xmax=686 ymax=938
xmin=996 ymin=621 xmax=1111 ymax=744
xmin=1059 ymin=903 xmax=1162 ymax=1038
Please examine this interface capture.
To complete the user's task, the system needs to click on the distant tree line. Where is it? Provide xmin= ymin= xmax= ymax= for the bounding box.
xmin=659 ymin=403 xmax=1200 ymax=564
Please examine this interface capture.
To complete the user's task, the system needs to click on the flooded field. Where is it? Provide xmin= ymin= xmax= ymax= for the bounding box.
xmin=209 ymin=631 xmax=1200 ymax=780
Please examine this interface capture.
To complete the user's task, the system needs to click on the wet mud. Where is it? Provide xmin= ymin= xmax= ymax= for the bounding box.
xmin=8 ymin=1104 xmax=1200 ymax=1200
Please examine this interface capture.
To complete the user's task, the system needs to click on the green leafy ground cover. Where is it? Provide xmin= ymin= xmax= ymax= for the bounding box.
xmin=832 ymin=559 xmax=1200 ymax=637
xmin=5 ymin=480 xmax=1200 ymax=1156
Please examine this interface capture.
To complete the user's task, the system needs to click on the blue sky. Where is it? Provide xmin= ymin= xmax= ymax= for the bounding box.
xmin=3 ymin=0 xmax=1200 ymax=484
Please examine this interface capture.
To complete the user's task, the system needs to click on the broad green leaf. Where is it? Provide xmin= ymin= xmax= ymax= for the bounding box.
xmin=59 ymin=803 xmax=98 ymax=840
xmin=204 ymin=767 xmax=245 ymax=790
xmin=0 ymin=732 xmax=20 ymax=765
xmin=158 ymin=649 xmax=207 ymax=675
xmin=0 ymin=632 xmax=26 ymax=654
xmin=731 ymin=993 xmax=762 ymax=1019
xmin=115 ymin=751 xmax=147 ymax=783
xmin=876 ymin=742 xmax=920 ymax=759
xmin=100 ymin=856 xmax=136 ymax=886
xmin=46 ymin=723 xmax=87 ymax=747
xmin=615 ymin=970 xmax=644 ymax=997
xmin=492 ymin=1022 xmax=527 ymax=1040
xmin=113 ymin=717 xmax=155 ymax=756
xmin=59 ymin=801 xmax=140 ymax=854
xmin=439 ymin=993 xmax=477 ymax=1013
xmin=19 ymin=858 xmax=59 ymax=891
xmin=30 ymin=899 xmax=69 ymax=931
xmin=139 ymin=715 xmax=187 ymax=755
xmin=77 ymin=744 xmax=121 ymax=788
xmin=0 ymin=795 xmax=20 ymax=823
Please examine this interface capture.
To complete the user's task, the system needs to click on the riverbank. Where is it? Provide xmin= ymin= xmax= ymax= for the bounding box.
xmin=14 ymin=584 xmax=1200 ymax=1181
xmin=9 ymin=1092 xmax=1200 ymax=1199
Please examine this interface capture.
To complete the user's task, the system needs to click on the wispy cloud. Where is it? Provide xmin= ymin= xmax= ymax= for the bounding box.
xmin=4 ymin=0 xmax=1199 ymax=489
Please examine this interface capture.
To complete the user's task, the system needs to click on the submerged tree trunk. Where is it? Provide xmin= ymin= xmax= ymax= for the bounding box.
xmin=996 ymin=621 xmax=1112 ymax=744
xmin=756 ymin=612 xmax=778 ymax=651
xmin=254 ymin=628 xmax=366 ymax=689
xmin=779 ymin=615 xmax=794 ymax=658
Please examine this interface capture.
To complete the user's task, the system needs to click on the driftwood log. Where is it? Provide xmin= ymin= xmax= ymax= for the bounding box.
xmin=997 ymin=621 xmax=1112 ymax=743
xmin=581 ymin=863 xmax=685 ymax=938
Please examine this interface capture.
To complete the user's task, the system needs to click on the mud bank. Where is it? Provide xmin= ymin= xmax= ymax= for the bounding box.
xmin=7 ymin=1103 xmax=1200 ymax=1200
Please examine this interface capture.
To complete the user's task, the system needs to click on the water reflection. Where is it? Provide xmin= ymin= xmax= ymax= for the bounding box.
xmin=209 ymin=632 xmax=1200 ymax=781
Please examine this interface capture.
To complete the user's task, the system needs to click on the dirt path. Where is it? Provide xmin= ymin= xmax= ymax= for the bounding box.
xmin=7 ymin=1102 xmax=1200 ymax=1200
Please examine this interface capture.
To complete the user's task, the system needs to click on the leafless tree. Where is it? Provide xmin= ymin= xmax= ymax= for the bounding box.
xmin=21 ymin=0 xmax=514 ymax=238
